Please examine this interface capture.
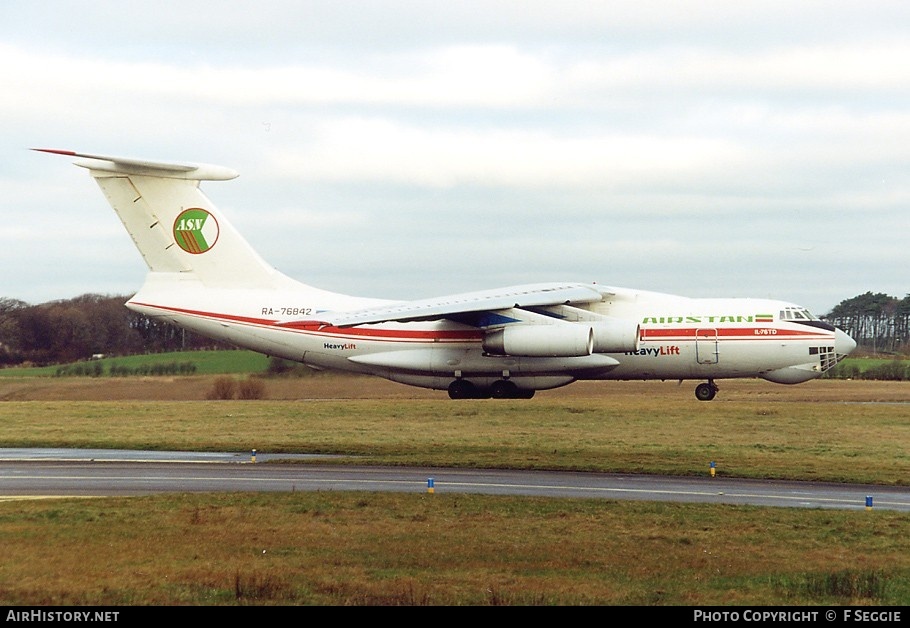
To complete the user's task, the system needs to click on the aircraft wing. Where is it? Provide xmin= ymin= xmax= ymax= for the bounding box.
xmin=323 ymin=282 xmax=610 ymax=327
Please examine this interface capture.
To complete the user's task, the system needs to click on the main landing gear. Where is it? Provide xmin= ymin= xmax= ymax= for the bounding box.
xmin=694 ymin=379 xmax=719 ymax=401
xmin=447 ymin=379 xmax=535 ymax=400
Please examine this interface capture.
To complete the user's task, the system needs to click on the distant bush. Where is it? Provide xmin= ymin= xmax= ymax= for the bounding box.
xmin=861 ymin=361 xmax=909 ymax=381
xmin=824 ymin=360 xmax=908 ymax=381
xmin=206 ymin=376 xmax=266 ymax=400
xmin=207 ymin=376 xmax=237 ymax=400
xmin=55 ymin=362 xmax=104 ymax=377
xmin=237 ymin=378 xmax=266 ymax=400
xmin=823 ymin=363 xmax=861 ymax=380
xmin=109 ymin=361 xmax=197 ymax=377
xmin=265 ymin=356 xmax=318 ymax=378
xmin=54 ymin=361 xmax=198 ymax=378
xmin=266 ymin=357 xmax=296 ymax=375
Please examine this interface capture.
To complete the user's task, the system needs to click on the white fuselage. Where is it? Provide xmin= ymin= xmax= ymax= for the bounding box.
xmin=127 ymin=279 xmax=851 ymax=393
xmin=41 ymin=148 xmax=856 ymax=400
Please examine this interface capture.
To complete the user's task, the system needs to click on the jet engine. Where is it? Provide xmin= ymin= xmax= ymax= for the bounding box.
xmin=483 ymin=324 xmax=594 ymax=357
xmin=590 ymin=320 xmax=641 ymax=353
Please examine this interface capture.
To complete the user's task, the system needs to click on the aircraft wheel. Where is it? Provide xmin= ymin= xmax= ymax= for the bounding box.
xmin=490 ymin=379 xmax=519 ymax=399
xmin=448 ymin=379 xmax=477 ymax=400
xmin=695 ymin=382 xmax=717 ymax=402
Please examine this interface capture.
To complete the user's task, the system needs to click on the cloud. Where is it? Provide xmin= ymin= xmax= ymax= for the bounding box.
xmin=1 ymin=2 xmax=908 ymax=314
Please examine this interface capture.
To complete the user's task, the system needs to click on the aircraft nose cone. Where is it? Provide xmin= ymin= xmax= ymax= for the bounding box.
xmin=835 ymin=327 xmax=857 ymax=357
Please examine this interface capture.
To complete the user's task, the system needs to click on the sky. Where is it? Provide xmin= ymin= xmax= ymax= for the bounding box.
xmin=2 ymin=1 xmax=908 ymax=316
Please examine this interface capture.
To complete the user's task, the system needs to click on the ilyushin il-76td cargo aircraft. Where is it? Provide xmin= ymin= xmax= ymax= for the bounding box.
xmin=38 ymin=149 xmax=857 ymax=400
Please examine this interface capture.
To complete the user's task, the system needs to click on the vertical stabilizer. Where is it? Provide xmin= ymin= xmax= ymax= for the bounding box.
xmin=35 ymin=149 xmax=293 ymax=290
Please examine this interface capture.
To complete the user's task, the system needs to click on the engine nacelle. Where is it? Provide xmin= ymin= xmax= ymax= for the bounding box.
xmin=483 ymin=324 xmax=594 ymax=357
xmin=590 ymin=319 xmax=641 ymax=353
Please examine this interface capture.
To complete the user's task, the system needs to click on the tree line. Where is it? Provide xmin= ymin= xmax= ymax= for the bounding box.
xmin=0 ymin=294 xmax=231 ymax=366
xmin=824 ymin=291 xmax=910 ymax=355
xmin=0 ymin=290 xmax=908 ymax=367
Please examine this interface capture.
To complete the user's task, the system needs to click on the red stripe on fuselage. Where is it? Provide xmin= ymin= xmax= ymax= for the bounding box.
xmin=128 ymin=302 xmax=483 ymax=342
xmin=641 ymin=327 xmax=830 ymax=340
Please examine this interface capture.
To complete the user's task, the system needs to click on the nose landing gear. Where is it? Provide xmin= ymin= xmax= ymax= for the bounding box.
xmin=695 ymin=380 xmax=718 ymax=401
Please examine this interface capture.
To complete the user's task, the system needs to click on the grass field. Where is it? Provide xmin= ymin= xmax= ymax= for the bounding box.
xmin=0 ymin=353 xmax=908 ymax=605
xmin=0 ymin=349 xmax=272 ymax=377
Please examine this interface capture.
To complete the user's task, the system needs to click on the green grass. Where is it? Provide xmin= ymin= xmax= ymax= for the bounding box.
xmin=0 ymin=390 xmax=907 ymax=484
xmin=0 ymin=350 xmax=272 ymax=377
xmin=1 ymin=492 xmax=908 ymax=606
xmin=0 ymin=355 xmax=909 ymax=605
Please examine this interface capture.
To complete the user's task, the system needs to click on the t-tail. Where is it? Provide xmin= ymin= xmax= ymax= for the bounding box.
xmin=33 ymin=149 xmax=382 ymax=363
xmin=33 ymin=149 xmax=291 ymax=290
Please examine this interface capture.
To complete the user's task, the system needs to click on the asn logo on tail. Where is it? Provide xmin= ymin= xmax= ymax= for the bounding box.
xmin=173 ymin=208 xmax=219 ymax=254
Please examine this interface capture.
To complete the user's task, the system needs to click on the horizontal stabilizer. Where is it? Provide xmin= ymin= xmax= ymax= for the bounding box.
xmin=32 ymin=148 xmax=238 ymax=181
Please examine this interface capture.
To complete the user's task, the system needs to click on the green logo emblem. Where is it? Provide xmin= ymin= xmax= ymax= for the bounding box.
xmin=173 ymin=208 xmax=219 ymax=254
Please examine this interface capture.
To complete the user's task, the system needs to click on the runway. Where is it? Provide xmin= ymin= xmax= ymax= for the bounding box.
xmin=0 ymin=449 xmax=908 ymax=511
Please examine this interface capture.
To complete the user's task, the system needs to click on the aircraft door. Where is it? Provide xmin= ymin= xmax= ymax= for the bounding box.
xmin=695 ymin=328 xmax=719 ymax=364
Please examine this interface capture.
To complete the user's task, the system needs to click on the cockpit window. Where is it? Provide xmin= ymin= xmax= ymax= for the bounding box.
xmin=780 ymin=307 xmax=818 ymax=321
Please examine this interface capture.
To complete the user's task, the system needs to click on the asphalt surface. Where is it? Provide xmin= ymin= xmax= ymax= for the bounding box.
xmin=0 ymin=448 xmax=908 ymax=511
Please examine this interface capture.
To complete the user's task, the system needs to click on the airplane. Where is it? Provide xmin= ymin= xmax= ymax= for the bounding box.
xmin=36 ymin=148 xmax=857 ymax=401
